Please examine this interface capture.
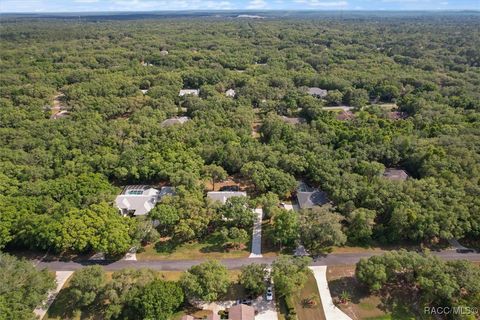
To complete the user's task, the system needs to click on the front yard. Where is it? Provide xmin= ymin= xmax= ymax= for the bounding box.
xmin=278 ymin=271 xmax=326 ymax=320
xmin=137 ymin=232 xmax=251 ymax=261
xmin=326 ymin=265 xmax=414 ymax=320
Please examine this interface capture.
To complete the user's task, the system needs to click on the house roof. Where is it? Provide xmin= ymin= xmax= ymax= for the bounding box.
xmin=280 ymin=116 xmax=306 ymax=125
xmin=307 ymin=87 xmax=328 ymax=98
xmin=161 ymin=116 xmax=190 ymax=127
xmin=226 ymin=89 xmax=236 ymax=97
xmin=387 ymin=111 xmax=408 ymax=120
xmin=115 ymin=185 xmax=174 ymax=216
xmin=207 ymin=191 xmax=247 ymax=204
xmin=207 ymin=313 xmax=221 ymax=320
xmin=115 ymin=186 xmax=159 ymax=216
xmin=383 ymin=168 xmax=409 ymax=181
xmin=140 ymin=89 xmax=149 ymax=94
xmin=228 ymin=304 xmax=255 ymax=320
xmin=51 ymin=110 xmax=70 ymax=119
xmin=180 ymin=316 xmax=195 ymax=320
xmin=179 ymin=89 xmax=199 ymax=97
xmin=336 ymin=110 xmax=355 ymax=121
xmin=296 ymin=182 xmax=328 ymax=209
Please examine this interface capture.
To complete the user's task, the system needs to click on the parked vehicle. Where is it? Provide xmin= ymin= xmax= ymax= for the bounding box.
xmin=266 ymin=287 xmax=273 ymax=301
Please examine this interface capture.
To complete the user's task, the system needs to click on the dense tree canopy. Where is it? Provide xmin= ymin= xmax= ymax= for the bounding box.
xmin=0 ymin=12 xmax=479 ymax=254
xmin=0 ymin=253 xmax=55 ymax=320
xmin=356 ymin=251 xmax=480 ymax=317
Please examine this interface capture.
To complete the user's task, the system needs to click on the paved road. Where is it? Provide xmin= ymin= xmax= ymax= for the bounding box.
xmin=34 ymin=251 xmax=480 ymax=271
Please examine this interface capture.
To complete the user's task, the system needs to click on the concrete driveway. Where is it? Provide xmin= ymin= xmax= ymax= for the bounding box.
xmin=250 ymin=208 xmax=264 ymax=258
xmin=254 ymin=294 xmax=278 ymax=320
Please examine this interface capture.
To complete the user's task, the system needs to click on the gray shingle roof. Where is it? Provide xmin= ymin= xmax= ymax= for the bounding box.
xmin=307 ymin=87 xmax=328 ymax=98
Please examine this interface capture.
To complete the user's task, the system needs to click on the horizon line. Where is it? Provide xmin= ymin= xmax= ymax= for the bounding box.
xmin=1 ymin=9 xmax=480 ymax=14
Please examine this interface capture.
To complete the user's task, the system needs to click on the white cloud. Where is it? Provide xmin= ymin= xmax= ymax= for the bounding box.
xmin=247 ymin=0 xmax=268 ymax=9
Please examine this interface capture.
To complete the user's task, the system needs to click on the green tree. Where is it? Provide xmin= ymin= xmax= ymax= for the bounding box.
xmin=347 ymin=208 xmax=376 ymax=244
xmin=239 ymin=263 xmax=268 ymax=296
xmin=299 ymin=207 xmax=346 ymax=255
xmin=203 ymin=164 xmax=228 ymax=191
xmin=272 ymin=256 xmax=312 ymax=297
xmin=126 ymin=280 xmax=184 ymax=320
xmin=69 ymin=265 xmax=106 ymax=307
xmin=221 ymin=196 xmax=255 ymax=229
xmin=0 ymin=253 xmax=55 ymax=320
xmin=271 ymin=207 xmax=299 ymax=248
xmin=181 ymin=260 xmax=229 ymax=302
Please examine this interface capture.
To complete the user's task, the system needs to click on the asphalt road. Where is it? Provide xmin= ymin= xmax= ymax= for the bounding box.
xmin=34 ymin=251 xmax=480 ymax=271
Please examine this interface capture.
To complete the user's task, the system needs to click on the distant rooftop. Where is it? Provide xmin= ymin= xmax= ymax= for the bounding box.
xmin=225 ymin=88 xmax=236 ymax=97
xmin=383 ymin=168 xmax=409 ymax=181
xmin=280 ymin=116 xmax=306 ymax=125
xmin=161 ymin=116 xmax=190 ymax=127
xmin=179 ymin=89 xmax=199 ymax=97
xmin=307 ymin=87 xmax=328 ymax=98
xmin=207 ymin=191 xmax=247 ymax=205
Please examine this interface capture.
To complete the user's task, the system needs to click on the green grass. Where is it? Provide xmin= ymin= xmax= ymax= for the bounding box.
xmin=137 ymin=232 xmax=251 ymax=261
xmin=292 ymin=272 xmax=326 ymax=320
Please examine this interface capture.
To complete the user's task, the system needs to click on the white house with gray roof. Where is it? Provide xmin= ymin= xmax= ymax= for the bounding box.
xmin=161 ymin=116 xmax=190 ymax=127
xmin=207 ymin=191 xmax=247 ymax=204
xmin=179 ymin=89 xmax=199 ymax=97
xmin=115 ymin=185 xmax=175 ymax=216
xmin=307 ymin=87 xmax=328 ymax=98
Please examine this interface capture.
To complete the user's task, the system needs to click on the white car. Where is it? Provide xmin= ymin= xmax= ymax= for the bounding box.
xmin=266 ymin=287 xmax=273 ymax=301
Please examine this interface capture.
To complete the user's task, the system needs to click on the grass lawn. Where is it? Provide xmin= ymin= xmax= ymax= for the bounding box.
xmin=137 ymin=232 xmax=251 ymax=261
xmin=326 ymin=265 xmax=414 ymax=320
xmin=293 ymin=272 xmax=326 ymax=320
xmin=277 ymin=272 xmax=326 ymax=320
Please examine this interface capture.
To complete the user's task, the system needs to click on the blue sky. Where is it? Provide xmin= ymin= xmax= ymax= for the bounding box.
xmin=1 ymin=0 xmax=479 ymax=13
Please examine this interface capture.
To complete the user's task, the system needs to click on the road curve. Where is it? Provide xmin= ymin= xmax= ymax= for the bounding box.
xmin=34 ymin=251 xmax=480 ymax=272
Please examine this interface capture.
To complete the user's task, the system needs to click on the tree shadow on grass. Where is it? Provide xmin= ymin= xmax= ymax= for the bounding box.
xmin=154 ymin=239 xmax=181 ymax=254
xmin=328 ymin=277 xmax=366 ymax=305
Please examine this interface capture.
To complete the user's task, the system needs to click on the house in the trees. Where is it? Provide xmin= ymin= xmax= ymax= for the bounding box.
xmin=225 ymin=89 xmax=236 ymax=97
xmin=161 ymin=116 xmax=190 ymax=127
xmin=280 ymin=116 xmax=306 ymax=125
xmin=179 ymin=89 xmax=199 ymax=97
xmin=307 ymin=87 xmax=328 ymax=98
xmin=140 ymin=89 xmax=149 ymax=94
xmin=115 ymin=185 xmax=174 ymax=216
xmin=383 ymin=168 xmax=409 ymax=181
xmin=296 ymin=181 xmax=328 ymax=209
xmin=207 ymin=191 xmax=247 ymax=205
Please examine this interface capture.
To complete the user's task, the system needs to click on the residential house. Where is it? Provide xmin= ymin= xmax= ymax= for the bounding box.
xmin=296 ymin=181 xmax=328 ymax=209
xmin=160 ymin=49 xmax=169 ymax=56
xmin=140 ymin=89 xmax=149 ymax=94
xmin=280 ymin=116 xmax=306 ymax=125
xmin=179 ymin=89 xmax=199 ymax=97
xmin=383 ymin=168 xmax=409 ymax=181
xmin=207 ymin=191 xmax=247 ymax=205
xmin=307 ymin=87 xmax=328 ymax=98
xmin=115 ymin=185 xmax=174 ymax=216
xmin=228 ymin=304 xmax=255 ymax=320
xmin=387 ymin=111 xmax=408 ymax=120
xmin=161 ymin=116 xmax=191 ymax=127
xmin=336 ymin=110 xmax=355 ymax=121
xmin=51 ymin=110 xmax=70 ymax=119
xmin=180 ymin=316 xmax=195 ymax=320
xmin=226 ymin=89 xmax=236 ymax=97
